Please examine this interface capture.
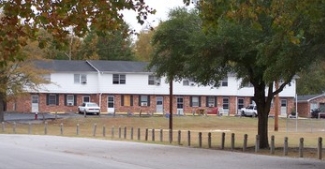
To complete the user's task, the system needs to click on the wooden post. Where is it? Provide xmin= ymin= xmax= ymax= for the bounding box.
xmin=169 ymin=129 xmax=173 ymax=144
xmin=243 ymin=134 xmax=248 ymax=152
xmin=124 ymin=127 xmax=127 ymax=139
xmin=60 ymin=123 xmax=63 ymax=135
xmin=178 ymin=130 xmax=181 ymax=145
xmin=44 ymin=122 xmax=48 ymax=135
xmin=13 ymin=122 xmax=16 ymax=134
xmin=76 ymin=123 xmax=79 ymax=136
xmin=160 ymin=129 xmax=163 ymax=142
xmin=270 ymin=135 xmax=275 ymax=154
xmin=231 ymin=133 xmax=235 ymax=150
xmin=255 ymin=135 xmax=260 ymax=153
xmin=111 ymin=126 xmax=115 ymax=138
xmin=152 ymin=129 xmax=155 ymax=142
xmin=93 ymin=123 xmax=97 ymax=137
xmin=130 ymin=127 xmax=134 ymax=140
xmin=145 ymin=128 xmax=148 ymax=141
xmin=103 ymin=125 xmax=106 ymax=137
xmin=187 ymin=130 xmax=191 ymax=147
xmin=198 ymin=132 xmax=202 ymax=148
xmin=318 ymin=137 xmax=323 ymax=160
xmin=28 ymin=122 xmax=31 ymax=134
xmin=299 ymin=138 xmax=304 ymax=158
xmin=118 ymin=126 xmax=121 ymax=138
xmin=137 ymin=128 xmax=141 ymax=140
xmin=208 ymin=132 xmax=212 ymax=148
xmin=284 ymin=137 xmax=288 ymax=156
xmin=221 ymin=132 xmax=225 ymax=149
xmin=1 ymin=122 xmax=4 ymax=132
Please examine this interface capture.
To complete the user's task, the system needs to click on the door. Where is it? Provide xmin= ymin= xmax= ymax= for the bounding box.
xmin=31 ymin=95 xmax=39 ymax=113
xmin=156 ymin=96 xmax=163 ymax=114
xmin=107 ymin=95 xmax=115 ymax=114
xmin=280 ymin=99 xmax=287 ymax=116
xmin=176 ymin=97 xmax=184 ymax=115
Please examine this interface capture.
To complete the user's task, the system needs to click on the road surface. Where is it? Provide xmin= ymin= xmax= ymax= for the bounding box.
xmin=0 ymin=134 xmax=324 ymax=169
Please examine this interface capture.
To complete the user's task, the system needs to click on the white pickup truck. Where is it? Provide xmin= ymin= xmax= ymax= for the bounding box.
xmin=240 ymin=105 xmax=257 ymax=117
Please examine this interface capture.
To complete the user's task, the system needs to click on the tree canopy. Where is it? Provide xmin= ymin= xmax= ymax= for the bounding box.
xmin=0 ymin=0 xmax=154 ymax=65
xmin=151 ymin=1 xmax=325 ymax=148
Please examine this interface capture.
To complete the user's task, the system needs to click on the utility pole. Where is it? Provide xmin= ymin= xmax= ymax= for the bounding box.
xmin=169 ymin=79 xmax=173 ymax=143
xmin=274 ymin=80 xmax=279 ymax=131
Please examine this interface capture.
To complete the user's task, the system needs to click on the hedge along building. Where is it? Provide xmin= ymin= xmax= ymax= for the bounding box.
xmin=6 ymin=60 xmax=297 ymax=116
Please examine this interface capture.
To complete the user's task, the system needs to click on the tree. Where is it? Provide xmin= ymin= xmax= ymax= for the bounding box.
xmin=0 ymin=0 xmax=155 ymax=65
xmin=151 ymin=1 xmax=325 ymax=149
xmin=296 ymin=61 xmax=325 ymax=95
xmin=0 ymin=41 xmax=50 ymax=121
xmin=134 ymin=29 xmax=155 ymax=61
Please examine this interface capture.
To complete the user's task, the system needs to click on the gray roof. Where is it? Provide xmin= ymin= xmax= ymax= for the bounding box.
xmin=297 ymin=94 xmax=325 ymax=102
xmin=87 ymin=60 xmax=150 ymax=73
xmin=34 ymin=60 xmax=96 ymax=72
xmin=34 ymin=60 xmax=150 ymax=73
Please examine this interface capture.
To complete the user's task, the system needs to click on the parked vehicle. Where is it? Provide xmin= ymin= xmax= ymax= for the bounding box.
xmin=78 ymin=102 xmax=100 ymax=115
xmin=311 ymin=108 xmax=325 ymax=118
xmin=240 ymin=105 xmax=257 ymax=117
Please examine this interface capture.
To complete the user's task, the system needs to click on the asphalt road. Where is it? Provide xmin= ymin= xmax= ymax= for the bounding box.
xmin=0 ymin=134 xmax=324 ymax=169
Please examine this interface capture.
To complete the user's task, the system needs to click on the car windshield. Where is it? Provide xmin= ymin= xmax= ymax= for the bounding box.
xmin=87 ymin=103 xmax=98 ymax=107
xmin=247 ymin=105 xmax=254 ymax=109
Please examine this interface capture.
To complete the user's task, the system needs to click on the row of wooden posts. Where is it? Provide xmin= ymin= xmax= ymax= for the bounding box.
xmin=2 ymin=122 xmax=324 ymax=160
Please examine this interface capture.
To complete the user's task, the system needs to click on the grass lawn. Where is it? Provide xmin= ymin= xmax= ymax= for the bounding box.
xmin=1 ymin=114 xmax=324 ymax=160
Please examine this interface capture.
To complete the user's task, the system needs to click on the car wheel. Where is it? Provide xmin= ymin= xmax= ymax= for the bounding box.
xmin=241 ymin=111 xmax=245 ymax=116
xmin=252 ymin=113 xmax=257 ymax=117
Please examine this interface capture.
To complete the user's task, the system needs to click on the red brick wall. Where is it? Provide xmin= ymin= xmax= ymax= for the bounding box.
xmin=6 ymin=93 xmax=295 ymax=116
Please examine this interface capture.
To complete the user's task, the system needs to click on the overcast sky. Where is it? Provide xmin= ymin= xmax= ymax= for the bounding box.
xmin=123 ymin=0 xmax=194 ymax=32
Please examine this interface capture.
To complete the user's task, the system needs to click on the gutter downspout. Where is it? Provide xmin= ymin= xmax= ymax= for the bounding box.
xmin=86 ymin=60 xmax=102 ymax=110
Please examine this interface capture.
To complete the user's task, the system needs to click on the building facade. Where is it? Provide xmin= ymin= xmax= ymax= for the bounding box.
xmin=6 ymin=60 xmax=297 ymax=116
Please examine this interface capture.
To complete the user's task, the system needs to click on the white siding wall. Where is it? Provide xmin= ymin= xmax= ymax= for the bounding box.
xmin=34 ymin=72 xmax=297 ymax=97
xmin=36 ymin=72 xmax=98 ymax=94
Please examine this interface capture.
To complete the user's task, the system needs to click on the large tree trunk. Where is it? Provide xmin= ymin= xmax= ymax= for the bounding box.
xmin=254 ymin=84 xmax=271 ymax=149
xmin=0 ymin=93 xmax=5 ymax=122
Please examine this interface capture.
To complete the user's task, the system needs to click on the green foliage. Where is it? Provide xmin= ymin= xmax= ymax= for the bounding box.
xmin=0 ymin=0 xmax=154 ymax=65
xmin=297 ymin=61 xmax=325 ymax=95
xmin=151 ymin=1 xmax=325 ymax=148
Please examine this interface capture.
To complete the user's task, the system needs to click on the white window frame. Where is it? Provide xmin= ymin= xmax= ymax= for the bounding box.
xmin=66 ymin=95 xmax=74 ymax=106
xmin=113 ymin=74 xmax=126 ymax=84
xmin=191 ymin=96 xmax=199 ymax=107
xmin=74 ymin=74 xmax=87 ymax=84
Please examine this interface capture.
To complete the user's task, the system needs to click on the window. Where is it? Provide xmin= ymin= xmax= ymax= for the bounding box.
xmin=183 ymin=79 xmax=190 ymax=86
xmin=46 ymin=94 xmax=59 ymax=105
xmin=139 ymin=95 xmax=150 ymax=106
xmin=238 ymin=98 xmax=244 ymax=110
xmin=191 ymin=96 xmax=200 ymax=107
xmin=121 ymin=95 xmax=133 ymax=106
xmin=223 ymin=97 xmax=229 ymax=110
xmin=66 ymin=95 xmax=75 ymax=106
xmin=220 ymin=77 xmax=228 ymax=87
xmin=183 ymin=78 xmax=195 ymax=86
xmin=177 ymin=97 xmax=184 ymax=109
xmin=206 ymin=96 xmax=216 ymax=107
xmin=148 ymin=75 xmax=161 ymax=85
xmin=108 ymin=95 xmax=114 ymax=108
xmin=83 ymin=96 xmax=90 ymax=103
xmin=113 ymin=74 xmax=126 ymax=84
xmin=74 ymin=74 xmax=87 ymax=84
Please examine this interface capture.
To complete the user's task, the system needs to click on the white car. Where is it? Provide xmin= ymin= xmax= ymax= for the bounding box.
xmin=78 ymin=102 xmax=100 ymax=115
xmin=240 ymin=105 xmax=257 ymax=117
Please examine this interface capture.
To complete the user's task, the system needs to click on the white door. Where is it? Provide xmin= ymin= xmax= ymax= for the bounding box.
xmin=280 ymin=99 xmax=287 ymax=116
xmin=176 ymin=97 xmax=184 ymax=115
xmin=156 ymin=96 xmax=163 ymax=114
xmin=107 ymin=95 xmax=115 ymax=114
xmin=31 ymin=95 xmax=39 ymax=113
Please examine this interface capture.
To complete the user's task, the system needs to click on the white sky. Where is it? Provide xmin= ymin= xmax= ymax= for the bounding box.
xmin=123 ymin=0 xmax=194 ymax=32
